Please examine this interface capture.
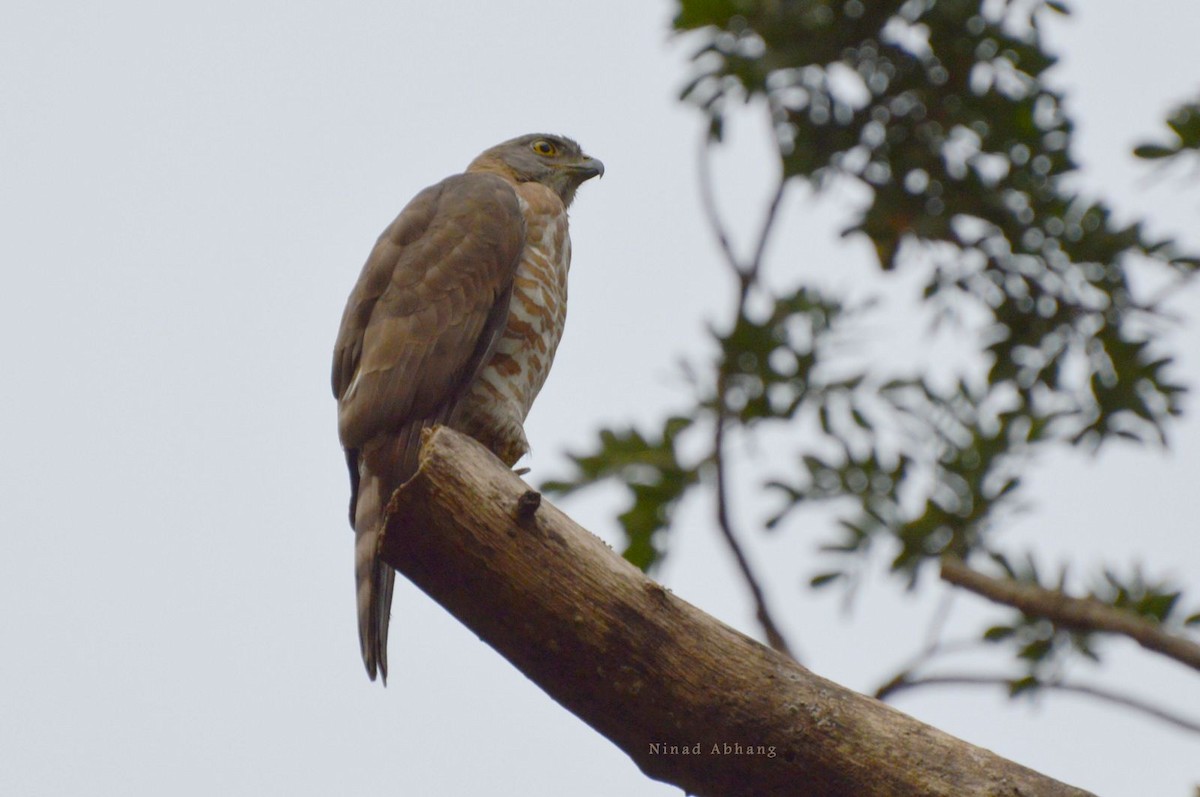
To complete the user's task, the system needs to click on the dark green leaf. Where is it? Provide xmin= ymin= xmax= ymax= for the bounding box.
xmin=983 ymin=625 xmax=1016 ymax=642
xmin=541 ymin=416 xmax=699 ymax=572
xmin=1009 ymin=676 xmax=1041 ymax=697
xmin=1135 ymin=592 xmax=1178 ymax=623
xmin=810 ymin=571 xmax=845 ymax=589
xmin=1018 ymin=638 xmax=1053 ymax=662
xmin=673 ymin=0 xmax=740 ymax=31
xmin=1132 ymin=144 xmax=1178 ymax=160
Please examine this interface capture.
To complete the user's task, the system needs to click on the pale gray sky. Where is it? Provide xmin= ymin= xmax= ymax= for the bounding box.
xmin=2 ymin=2 xmax=1198 ymax=795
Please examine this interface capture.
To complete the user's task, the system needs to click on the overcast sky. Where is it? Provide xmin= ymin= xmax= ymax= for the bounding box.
xmin=2 ymin=2 xmax=1198 ymax=795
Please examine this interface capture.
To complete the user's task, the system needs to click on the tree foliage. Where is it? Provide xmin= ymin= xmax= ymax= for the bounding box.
xmin=1135 ymin=98 xmax=1200 ymax=165
xmin=545 ymin=0 xmax=1199 ymax=718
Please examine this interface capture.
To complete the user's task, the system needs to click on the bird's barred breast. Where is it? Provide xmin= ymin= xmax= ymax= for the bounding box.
xmin=454 ymin=183 xmax=571 ymax=463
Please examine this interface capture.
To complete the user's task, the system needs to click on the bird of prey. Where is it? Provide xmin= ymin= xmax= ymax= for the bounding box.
xmin=332 ymin=134 xmax=603 ymax=682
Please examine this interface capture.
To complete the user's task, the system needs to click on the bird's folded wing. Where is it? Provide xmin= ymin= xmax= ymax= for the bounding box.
xmin=332 ymin=172 xmax=526 ymax=452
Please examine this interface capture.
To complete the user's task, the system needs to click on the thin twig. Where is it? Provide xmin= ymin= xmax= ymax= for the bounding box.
xmin=871 ymin=636 xmax=985 ymax=701
xmin=713 ymin=371 xmax=797 ymax=659
xmin=700 ymin=132 xmax=797 ymax=659
xmin=697 ymin=135 xmax=741 ymax=275
xmin=922 ymin=587 xmax=958 ymax=653
xmin=879 ymin=673 xmax=1200 ymax=736
xmin=1141 ymin=270 xmax=1198 ymax=316
xmin=941 ymin=556 xmax=1200 ymax=673
xmin=746 ymin=180 xmax=788 ymax=291
xmin=873 ymin=590 xmax=962 ymax=700
xmin=696 ymin=137 xmax=789 ymax=297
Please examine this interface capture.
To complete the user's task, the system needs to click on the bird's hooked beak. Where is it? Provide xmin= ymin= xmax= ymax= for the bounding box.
xmin=571 ymin=156 xmax=605 ymax=180
xmin=553 ymin=152 xmax=604 ymax=207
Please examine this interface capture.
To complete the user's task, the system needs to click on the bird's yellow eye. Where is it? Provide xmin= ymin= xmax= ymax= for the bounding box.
xmin=531 ymin=139 xmax=558 ymax=157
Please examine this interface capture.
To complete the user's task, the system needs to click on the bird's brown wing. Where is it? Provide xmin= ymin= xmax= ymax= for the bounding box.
xmin=333 ymin=172 xmax=525 ymax=450
xmin=331 ymin=171 xmax=524 ymax=682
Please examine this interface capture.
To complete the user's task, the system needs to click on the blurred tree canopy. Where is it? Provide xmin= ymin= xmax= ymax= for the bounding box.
xmin=545 ymin=0 xmax=1199 ymax=718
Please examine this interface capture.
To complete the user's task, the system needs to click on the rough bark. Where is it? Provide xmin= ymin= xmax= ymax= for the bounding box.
xmin=379 ymin=427 xmax=1094 ymax=797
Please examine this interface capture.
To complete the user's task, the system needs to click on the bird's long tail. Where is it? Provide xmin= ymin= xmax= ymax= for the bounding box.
xmin=351 ymin=426 xmax=425 ymax=683
xmin=352 ymin=446 xmax=398 ymax=683
xmin=355 ymin=521 xmax=394 ymax=683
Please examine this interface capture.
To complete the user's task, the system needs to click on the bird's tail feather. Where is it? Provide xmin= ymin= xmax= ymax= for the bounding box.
xmin=355 ymin=524 xmax=394 ymax=683
xmin=352 ymin=426 xmax=424 ymax=683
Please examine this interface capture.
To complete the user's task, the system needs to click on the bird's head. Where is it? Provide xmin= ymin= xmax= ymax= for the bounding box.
xmin=468 ymin=133 xmax=604 ymax=207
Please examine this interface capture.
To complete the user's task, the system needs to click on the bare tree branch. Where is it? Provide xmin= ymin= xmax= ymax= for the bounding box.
xmin=941 ymin=556 xmax=1200 ymax=673
xmin=878 ymin=673 xmax=1200 ymax=736
xmin=378 ymin=427 xmax=1096 ymax=797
